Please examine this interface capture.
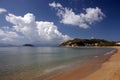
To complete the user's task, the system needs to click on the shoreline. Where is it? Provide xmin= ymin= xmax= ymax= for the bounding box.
xmin=81 ymin=46 xmax=120 ymax=80
xmin=37 ymin=47 xmax=117 ymax=80
xmin=0 ymin=47 xmax=117 ymax=80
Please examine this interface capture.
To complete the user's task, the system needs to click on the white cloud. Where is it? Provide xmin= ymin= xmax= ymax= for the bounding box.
xmin=49 ymin=2 xmax=105 ymax=29
xmin=0 ymin=28 xmax=23 ymax=44
xmin=0 ymin=8 xmax=7 ymax=14
xmin=0 ymin=13 xmax=71 ymax=45
xmin=49 ymin=1 xmax=62 ymax=8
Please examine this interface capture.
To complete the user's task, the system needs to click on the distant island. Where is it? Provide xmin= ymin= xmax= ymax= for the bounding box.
xmin=23 ymin=44 xmax=34 ymax=47
xmin=60 ymin=38 xmax=120 ymax=47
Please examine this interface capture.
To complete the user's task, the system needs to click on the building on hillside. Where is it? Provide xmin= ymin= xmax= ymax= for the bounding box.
xmin=116 ymin=42 xmax=120 ymax=45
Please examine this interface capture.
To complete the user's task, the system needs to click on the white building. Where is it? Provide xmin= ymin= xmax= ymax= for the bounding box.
xmin=116 ymin=42 xmax=120 ymax=45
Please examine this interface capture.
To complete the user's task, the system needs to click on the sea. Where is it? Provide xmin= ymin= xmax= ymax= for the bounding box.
xmin=0 ymin=47 xmax=115 ymax=80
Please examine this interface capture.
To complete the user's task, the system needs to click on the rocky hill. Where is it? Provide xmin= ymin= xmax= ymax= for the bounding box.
xmin=59 ymin=38 xmax=116 ymax=47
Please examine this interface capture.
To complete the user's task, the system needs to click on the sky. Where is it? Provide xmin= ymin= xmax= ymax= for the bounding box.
xmin=0 ymin=0 xmax=120 ymax=45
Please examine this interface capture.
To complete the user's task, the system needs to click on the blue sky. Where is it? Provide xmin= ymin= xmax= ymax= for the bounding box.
xmin=0 ymin=0 xmax=120 ymax=45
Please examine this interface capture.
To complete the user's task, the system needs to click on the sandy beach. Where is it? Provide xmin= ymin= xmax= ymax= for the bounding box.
xmin=0 ymin=47 xmax=119 ymax=80
xmin=81 ymin=46 xmax=120 ymax=80
xmin=39 ymin=47 xmax=120 ymax=80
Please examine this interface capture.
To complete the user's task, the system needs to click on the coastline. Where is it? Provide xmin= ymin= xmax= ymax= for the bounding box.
xmin=38 ymin=47 xmax=117 ymax=80
xmin=81 ymin=46 xmax=120 ymax=80
xmin=0 ymin=47 xmax=118 ymax=80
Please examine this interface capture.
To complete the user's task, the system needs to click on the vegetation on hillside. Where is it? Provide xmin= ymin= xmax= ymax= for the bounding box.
xmin=59 ymin=38 xmax=117 ymax=47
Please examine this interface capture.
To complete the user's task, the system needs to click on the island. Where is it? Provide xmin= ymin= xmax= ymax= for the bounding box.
xmin=23 ymin=44 xmax=34 ymax=47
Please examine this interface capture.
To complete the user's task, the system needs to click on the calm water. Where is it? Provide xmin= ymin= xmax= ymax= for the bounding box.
xmin=0 ymin=47 xmax=114 ymax=77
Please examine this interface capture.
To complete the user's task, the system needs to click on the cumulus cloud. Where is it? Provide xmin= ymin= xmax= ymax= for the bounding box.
xmin=49 ymin=2 xmax=105 ymax=29
xmin=0 ymin=29 xmax=21 ymax=42
xmin=0 ymin=13 xmax=71 ymax=45
xmin=49 ymin=1 xmax=62 ymax=8
xmin=0 ymin=8 xmax=7 ymax=14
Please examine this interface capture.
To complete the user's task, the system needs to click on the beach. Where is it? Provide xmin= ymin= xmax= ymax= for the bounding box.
xmin=39 ymin=47 xmax=119 ymax=80
xmin=0 ymin=47 xmax=118 ymax=80
xmin=81 ymin=46 xmax=120 ymax=80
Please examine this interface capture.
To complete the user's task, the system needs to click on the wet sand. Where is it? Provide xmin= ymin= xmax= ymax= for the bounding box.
xmin=38 ymin=47 xmax=117 ymax=80
xmin=81 ymin=46 xmax=120 ymax=80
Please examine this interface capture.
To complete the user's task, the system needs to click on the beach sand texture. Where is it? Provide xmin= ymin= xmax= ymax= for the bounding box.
xmin=40 ymin=47 xmax=120 ymax=80
xmin=81 ymin=46 xmax=120 ymax=80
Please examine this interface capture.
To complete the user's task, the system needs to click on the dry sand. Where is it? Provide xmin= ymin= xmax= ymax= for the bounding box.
xmin=40 ymin=46 xmax=120 ymax=80
xmin=81 ymin=46 xmax=120 ymax=80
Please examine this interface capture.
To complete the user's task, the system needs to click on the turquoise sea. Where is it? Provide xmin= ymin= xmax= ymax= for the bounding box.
xmin=0 ymin=47 xmax=115 ymax=80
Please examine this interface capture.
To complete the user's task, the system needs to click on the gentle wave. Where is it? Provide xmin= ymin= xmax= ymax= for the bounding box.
xmin=43 ymin=65 xmax=70 ymax=74
xmin=104 ymin=49 xmax=117 ymax=55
